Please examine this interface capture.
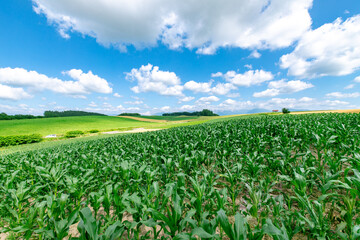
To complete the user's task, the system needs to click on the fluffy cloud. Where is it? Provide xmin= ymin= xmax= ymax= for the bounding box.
xmin=179 ymin=96 xmax=195 ymax=102
xmin=211 ymin=83 xmax=237 ymax=95
xmin=215 ymin=70 xmax=274 ymax=87
xmin=253 ymin=80 xmax=313 ymax=97
xmin=0 ymin=67 xmax=112 ymax=98
xmin=326 ymin=92 xmax=360 ymax=98
xmin=355 ymin=76 xmax=360 ymax=83
xmin=196 ymin=96 xmax=220 ymax=104
xmin=249 ymin=50 xmax=261 ymax=58
xmin=0 ymin=84 xmax=32 ymax=100
xmin=127 ymin=64 xmax=183 ymax=96
xmin=183 ymin=80 xmax=236 ymax=95
xmin=280 ymin=15 xmax=360 ymax=78
xmin=184 ymin=81 xmax=212 ymax=93
xmin=253 ymin=89 xmax=280 ymax=98
xmin=88 ymin=101 xmax=97 ymax=107
xmin=113 ymin=93 xmax=122 ymax=98
xmin=125 ymin=100 xmax=144 ymax=105
xmin=33 ymin=0 xmax=312 ymax=54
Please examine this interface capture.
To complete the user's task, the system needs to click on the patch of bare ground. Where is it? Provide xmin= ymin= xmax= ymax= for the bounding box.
xmin=0 ymin=233 xmax=8 ymax=240
xmin=118 ymin=116 xmax=167 ymax=123
xmin=102 ymin=128 xmax=160 ymax=134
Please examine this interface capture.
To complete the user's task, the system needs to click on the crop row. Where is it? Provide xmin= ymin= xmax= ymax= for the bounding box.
xmin=1 ymin=113 xmax=360 ymax=239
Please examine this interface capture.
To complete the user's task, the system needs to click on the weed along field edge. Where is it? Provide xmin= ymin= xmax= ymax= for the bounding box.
xmin=1 ymin=112 xmax=360 ymax=239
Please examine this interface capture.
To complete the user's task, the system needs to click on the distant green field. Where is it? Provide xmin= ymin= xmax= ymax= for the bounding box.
xmin=137 ymin=115 xmax=199 ymax=121
xmin=0 ymin=116 xmax=159 ymax=136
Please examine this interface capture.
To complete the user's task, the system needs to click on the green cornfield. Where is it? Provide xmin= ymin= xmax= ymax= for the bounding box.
xmin=1 ymin=113 xmax=360 ymax=239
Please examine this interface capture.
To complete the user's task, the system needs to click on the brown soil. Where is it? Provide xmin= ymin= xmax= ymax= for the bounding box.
xmin=118 ymin=116 xmax=167 ymax=123
xmin=102 ymin=128 xmax=160 ymax=134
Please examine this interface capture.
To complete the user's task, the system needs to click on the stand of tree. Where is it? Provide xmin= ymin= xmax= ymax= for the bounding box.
xmin=163 ymin=109 xmax=219 ymax=117
xmin=118 ymin=113 xmax=141 ymax=116
xmin=0 ymin=111 xmax=106 ymax=120
xmin=0 ymin=113 xmax=43 ymax=120
xmin=43 ymin=111 xmax=106 ymax=118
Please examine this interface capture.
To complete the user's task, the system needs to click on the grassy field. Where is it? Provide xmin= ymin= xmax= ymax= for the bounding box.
xmin=0 ymin=116 xmax=161 ymax=136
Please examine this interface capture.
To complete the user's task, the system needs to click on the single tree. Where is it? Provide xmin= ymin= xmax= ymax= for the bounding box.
xmin=282 ymin=108 xmax=290 ymax=114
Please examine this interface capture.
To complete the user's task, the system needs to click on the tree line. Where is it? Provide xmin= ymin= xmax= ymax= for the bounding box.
xmin=0 ymin=111 xmax=106 ymax=120
xmin=163 ymin=109 xmax=219 ymax=116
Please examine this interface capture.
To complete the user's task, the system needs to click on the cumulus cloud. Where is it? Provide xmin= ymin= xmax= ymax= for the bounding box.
xmin=183 ymin=80 xmax=237 ymax=96
xmin=127 ymin=64 xmax=183 ymax=96
xmin=211 ymin=83 xmax=237 ymax=95
xmin=160 ymin=106 xmax=171 ymax=112
xmin=249 ymin=50 xmax=261 ymax=58
xmin=196 ymin=96 xmax=220 ymax=104
xmin=33 ymin=0 xmax=313 ymax=54
xmin=280 ymin=15 xmax=360 ymax=78
xmin=179 ymin=96 xmax=195 ymax=102
xmin=0 ymin=67 xmax=112 ymax=98
xmin=113 ymin=93 xmax=122 ymax=98
xmin=253 ymin=88 xmax=280 ymax=98
xmin=355 ymin=76 xmax=360 ymax=83
xmin=184 ymin=81 xmax=212 ymax=93
xmin=125 ymin=100 xmax=144 ymax=105
xmin=253 ymin=80 xmax=313 ymax=97
xmin=215 ymin=70 xmax=274 ymax=87
xmin=0 ymin=84 xmax=32 ymax=100
xmin=326 ymin=92 xmax=360 ymax=98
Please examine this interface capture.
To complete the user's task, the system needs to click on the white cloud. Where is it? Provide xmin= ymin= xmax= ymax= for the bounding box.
xmin=0 ymin=67 xmax=112 ymax=97
xmin=184 ymin=81 xmax=212 ymax=93
xmin=180 ymin=105 xmax=196 ymax=111
xmin=196 ymin=96 xmax=220 ymax=103
xmin=253 ymin=80 xmax=314 ymax=97
xmin=179 ymin=96 xmax=195 ymax=102
xmin=355 ymin=76 xmax=360 ymax=83
xmin=33 ymin=0 xmax=313 ymax=54
xmin=127 ymin=64 xmax=183 ymax=96
xmin=253 ymin=88 xmax=280 ymax=98
xmin=97 ymin=96 xmax=109 ymax=101
xmin=113 ymin=93 xmax=122 ymax=98
xmin=326 ymin=92 xmax=360 ymax=98
xmin=211 ymin=83 xmax=237 ymax=95
xmin=249 ymin=50 xmax=261 ymax=58
xmin=65 ymin=69 xmax=112 ymax=94
xmin=244 ymin=64 xmax=253 ymax=69
xmin=280 ymin=15 xmax=360 ymax=78
xmin=299 ymin=97 xmax=314 ymax=102
xmin=211 ymin=72 xmax=223 ymax=78
xmin=0 ymin=84 xmax=32 ymax=100
xmin=160 ymin=106 xmax=171 ymax=112
xmin=125 ymin=100 xmax=144 ymax=105
xmin=344 ymin=84 xmax=355 ymax=89
xmin=226 ymin=93 xmax=241 ymax=98
xmin=89 ymin=101 xmax=97 ymax=107
xmin=219 ymin=70 xmax=274 ymax=87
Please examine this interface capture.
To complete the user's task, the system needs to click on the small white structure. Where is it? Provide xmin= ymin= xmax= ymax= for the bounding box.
xmin=45 ymin=134 xmax=57 ymax=138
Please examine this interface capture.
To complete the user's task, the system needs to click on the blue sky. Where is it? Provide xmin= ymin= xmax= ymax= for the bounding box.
xmin=0 ymin=0 xmax=360 ymax=115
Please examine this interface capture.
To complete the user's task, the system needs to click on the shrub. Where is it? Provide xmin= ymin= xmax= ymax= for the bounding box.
xmin=0 ymin=134 xmax=43 ymax=147
xmin=282 ymin=108 xmax=290 ymax=114
xmin=64 ymin=130 xmax=85 ymax=138
xmin=89 ymin=129 xmax=99 ymax=133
